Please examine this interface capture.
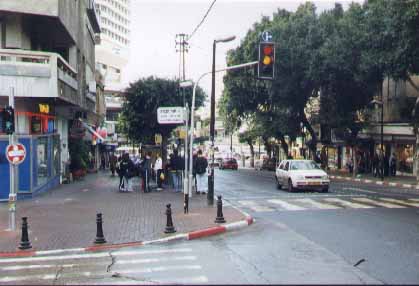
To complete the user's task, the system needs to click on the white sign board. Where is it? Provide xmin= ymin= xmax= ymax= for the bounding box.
xmin=157 ymin=107 xmax=185 ymax=124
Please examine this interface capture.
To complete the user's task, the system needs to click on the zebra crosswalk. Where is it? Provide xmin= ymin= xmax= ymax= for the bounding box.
xmin=0 ymin=247 xmax=208 ymax=285
xmin=236 ymin=196 xmax=419 ymax=212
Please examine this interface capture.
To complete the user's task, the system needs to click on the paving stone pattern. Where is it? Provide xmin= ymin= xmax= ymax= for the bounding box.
xmin=0 ymin=172 xmax=245 ymax=252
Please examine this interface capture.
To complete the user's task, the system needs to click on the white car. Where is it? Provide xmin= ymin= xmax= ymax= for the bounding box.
xmin=275 ymin=160 xmax=330 ymax=192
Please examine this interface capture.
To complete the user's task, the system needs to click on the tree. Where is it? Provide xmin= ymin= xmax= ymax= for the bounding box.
xmin=120 ymin=77 xmax=206 ymax=161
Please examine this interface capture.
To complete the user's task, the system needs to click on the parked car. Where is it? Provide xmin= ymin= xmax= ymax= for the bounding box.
xmin=220 ymin=158 xmax=238 ymax=170
xmin=275 ymin=159 xmax=330 ymax=192
xmin=262 ymin=158 xmax=277 ymax=171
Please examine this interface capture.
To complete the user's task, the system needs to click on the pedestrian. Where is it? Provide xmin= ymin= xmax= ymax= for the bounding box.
xmin=194 ymin=150 xmax=208 ymax=194
xmin=378 ymin=151 xmax=384 ymax=178
xmin=109 ymin=152 xmax=117 ymax=176
xmin=192 ymin=151 xmax=198 ymax=193
xmin=119 ymin=153 xmax=134 ymax=192
xmin=372 ymin=152 xmax=379 ymax=177
xmin=346 ymin=157 xmax=354 ymax=174
xmin=154 ymin=153 xmax=163 ymax=191
xmin=389 ymin=152 xmax=397 ymax=176
xmin=170 ymin=149 xmax=183 ymax=192
xmin=141 ymin=151 xmax=152 ymax=192
xmin=116 ymin=155 xmax=124 ymax=190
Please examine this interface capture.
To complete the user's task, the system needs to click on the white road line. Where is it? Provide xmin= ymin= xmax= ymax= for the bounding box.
xmin=0 ymin=274 xmax=56 ymax=283
xmin=158 ymin=275 xmax=209 ymax=284
xmin=352 ymin=197 xmax=406 ymax=208
xmin=1 ymin=263 xmax=78 ymax=271
xmin=117 ymin=256 xmax=196 ymax=265
xmin=379 ymin=198 xmax=419 ymax=207
xmin=115 ymin=265 xmax=202 ymax=274
xmin=238 ymin=200 xmax=275 ymax=212
xmin=323 ymin=198 xmax=374 ymax=209
xmin=344 ymin=187 xmax=377 ymax=194
xmin=408 ymin=199 xmax=419 ymax=202
xmin=0 ymin=248 xmax=193 ymax=264
xmin=292 ymin=198 xmax=342 ymax=210
xmin=267 ymin=199 xmax=306 ymax=211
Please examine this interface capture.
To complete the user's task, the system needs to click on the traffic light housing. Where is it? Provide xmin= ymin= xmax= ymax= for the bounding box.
xmin=2 ymin=106 xmax=15 ymax=134
xmin=258 ymin=42 xmax=275 ymax=80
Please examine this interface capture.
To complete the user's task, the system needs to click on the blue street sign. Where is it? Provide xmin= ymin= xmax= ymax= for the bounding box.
xmin=261 ymin=31 xmax=273 ymax=42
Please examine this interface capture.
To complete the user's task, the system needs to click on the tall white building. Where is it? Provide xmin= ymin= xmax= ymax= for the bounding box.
xmin=95 ymin=0 xmax=131 ymax=87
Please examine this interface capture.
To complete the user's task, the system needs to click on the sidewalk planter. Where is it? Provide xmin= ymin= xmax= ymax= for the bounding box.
xmin=0 ymin=134 xmax=60 ymax=201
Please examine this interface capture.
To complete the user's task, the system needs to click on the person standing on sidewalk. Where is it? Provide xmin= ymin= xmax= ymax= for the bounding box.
xmin=142 ymin=152 xmax=152 ymax=192
xmin=154 ymin=154 xmax=163 ymax=191
xmin=195 ymin=150 xmax=208 ymax=194
xmin=170 ymin=149 xmax=183 ymax=192
xmin=119 ymin=153 xmax=134 ymax=192
xmin=389 ymin=152 xmax=397 ymax=176
xmin=109 ymin=152 xmax=117 ymax=176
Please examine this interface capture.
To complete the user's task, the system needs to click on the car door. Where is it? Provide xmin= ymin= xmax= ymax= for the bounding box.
xmin=277 ymin=160 xmax=287 ymax=185
xmin=282 ymin=161 xmax=290 ymax=184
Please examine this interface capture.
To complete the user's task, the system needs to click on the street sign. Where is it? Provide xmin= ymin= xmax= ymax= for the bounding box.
xmin=5 ymin=143 xmax=26 ymax=165
xmin=157 ymin=107 xmax=185 ymax=124
xmin=261 ymin=31 xmax=273 ymax=42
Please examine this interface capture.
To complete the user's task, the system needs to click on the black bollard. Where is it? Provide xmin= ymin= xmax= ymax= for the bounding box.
xmin=18 ymin=217 xmax=32 ymax=250
xmin=214 ymin=195 xmax=226 ymax=223
xmin=164 ymin=204 xmax=176 ymax=233
xmin=184 ymin=194 xmax=189 ymax=214
xmin=94 ymin=213 xmax=106 ymax=244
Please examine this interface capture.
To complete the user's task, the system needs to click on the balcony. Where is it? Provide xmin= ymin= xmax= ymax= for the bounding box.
xmin=0 ymin=49 xmax=81 ymax=106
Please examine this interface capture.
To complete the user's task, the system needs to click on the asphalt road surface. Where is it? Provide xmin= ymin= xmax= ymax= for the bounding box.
xmin=1 ymin=168 xmax=418 ymax=284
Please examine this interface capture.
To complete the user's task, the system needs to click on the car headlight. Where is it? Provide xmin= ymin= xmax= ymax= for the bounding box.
xmin=296 ymin=175 xmax=305 ymax=180
xmin=322 ymin=175 xmax=329 ymax=180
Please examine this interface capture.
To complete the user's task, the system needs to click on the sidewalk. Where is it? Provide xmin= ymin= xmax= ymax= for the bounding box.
xmin=328 ymin=169 xmax=419 ymax=190
xmin=0 ymin=172 xmax=251 ymax=253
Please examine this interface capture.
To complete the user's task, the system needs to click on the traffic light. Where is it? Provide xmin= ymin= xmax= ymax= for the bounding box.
xmin=258 ymin=42 xmax=275 ymax=80
xmin=2 ymin=106 xmax=15 ymax=134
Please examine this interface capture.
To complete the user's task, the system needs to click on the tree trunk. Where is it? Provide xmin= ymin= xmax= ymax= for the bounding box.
xmin=161 ymin=134 xmax=168 ymax=166
xmin=248 ymin=140 xmax=255 ymax=168
xmin=301 ymin=112 xmax=320 ymax=162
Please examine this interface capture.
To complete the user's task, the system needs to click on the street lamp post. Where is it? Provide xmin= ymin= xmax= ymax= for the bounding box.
xmin=371 ymin=98 xmax=384 ymax=181
xmin=208 ymin=35 xmax=235 ymax=206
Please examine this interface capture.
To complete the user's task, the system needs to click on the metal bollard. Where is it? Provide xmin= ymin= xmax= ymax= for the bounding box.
xmin=164 ymin=204 xmax=176 ymax=233
xmin=214 ymin=196 xmax=226 ymax=223
xmin=18 ymin=217 xmax=32 ymax=250
xmin=94 ymin=213 xmax=106 ymax=244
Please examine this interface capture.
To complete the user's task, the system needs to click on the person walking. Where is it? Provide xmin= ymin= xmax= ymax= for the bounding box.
xmin=116 ymin=155 xmax=124 ymax=190
xmin=154 ymin=154 xmax=163 ymax=191
xmin=194 ymin=150 xmax=208 ymax=194
xmin=141 ymin=152 xmax=152 ymax=192
xmin=372 ymin=152 xmax=379 ymax=177
xmin=119 ymin=153 xmax=134 ymax=192
xmin=109 ymin=152 xmax=117 ymax=176
xmin=389 ymin=152 xmax=397 ymax=176
xmin=170 ymin=149 xmax=183 ymax=192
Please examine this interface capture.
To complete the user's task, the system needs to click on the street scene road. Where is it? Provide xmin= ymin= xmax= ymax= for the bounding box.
xmin=1 ymin=168 xmax=418 ymax=284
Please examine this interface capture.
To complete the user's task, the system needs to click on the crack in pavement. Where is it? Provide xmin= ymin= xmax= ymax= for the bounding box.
xmin=106 ymin=251 xmax=116 ymax=273
xmin=53 ymin=266 xmax=64 ymax=285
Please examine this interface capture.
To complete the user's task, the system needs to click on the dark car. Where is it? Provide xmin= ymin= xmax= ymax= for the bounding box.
xmin=220 ymin=158 xmax=238 ymax=170
xmin=262 ymin=158 xmax=277 ymax=171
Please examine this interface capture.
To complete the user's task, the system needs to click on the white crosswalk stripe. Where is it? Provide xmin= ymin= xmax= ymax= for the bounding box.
xmin=267 ymin=199 xmax=306 ymax=211
xmin=0 ymin=247 xmax=208 ymax=284
xmin=352 ymin=197 xmax=406 ymax=208
xmin=292 ymin=198 xmax=342 ymax=210
xmin=323 ymin=198 xmax=374 ymax=209
xmin=236 ymin=196 xmax=419 ymax=212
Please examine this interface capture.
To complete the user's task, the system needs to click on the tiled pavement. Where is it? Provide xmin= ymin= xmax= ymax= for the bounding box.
xmin=0 ymin=172 xmax=246 ymax=252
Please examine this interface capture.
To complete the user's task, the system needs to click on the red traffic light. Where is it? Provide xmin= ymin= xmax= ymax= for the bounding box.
xmin=263 ymin=45 xmax=273 ymax=55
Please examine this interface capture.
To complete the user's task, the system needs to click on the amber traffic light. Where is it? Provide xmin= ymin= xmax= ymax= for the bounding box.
xmin=258 ymin=42 xmax=275 ymax=80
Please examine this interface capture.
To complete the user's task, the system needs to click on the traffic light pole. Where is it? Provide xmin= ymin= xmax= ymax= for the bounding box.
xmin=188 ymin=61 xmax=258 ymax=200
xmin=8 ymin=87 xmax=17 ymax=231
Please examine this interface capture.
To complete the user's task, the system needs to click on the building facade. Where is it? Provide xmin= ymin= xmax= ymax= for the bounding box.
xmin=0 ymin=0 xmax=102 ymax=200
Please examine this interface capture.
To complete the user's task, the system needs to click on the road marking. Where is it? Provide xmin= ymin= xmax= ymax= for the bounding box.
xmin=117 ymin=256 xmax=196 ymax=265
xmin=379 ymin=198 xmax=419 ymax=207
xmin=267 ymin=199 xmax=306 ymax=211
xmin=352 ymin=197 xmax=406 ymax=208
xmin=1 ymin=263 xmax=78 ymax=271
xmin=89 ymin=276 xmax=209 ymax=285
xmin=343 ymin=187 xmax=377 ymax=194
xmin=0 ymin=274 xmax=56 ymax=283
xmin=408 ymin=199 xmax=419 ymax=202
xmin=323 ymin=198 xmax=374 ymax=209
xmin=0 ymin=248 xmax=193 ymax=264
xmin=238 ymin=200 xmax=275 ymax=212
xmin=292 ymin=198 xmax=342 ymax=210
xmin=115 ymin=265 xmax=202 ymax=274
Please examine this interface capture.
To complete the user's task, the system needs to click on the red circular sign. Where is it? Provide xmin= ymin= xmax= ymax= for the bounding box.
xmin=6 ymin=143 xmax=26 ymax=165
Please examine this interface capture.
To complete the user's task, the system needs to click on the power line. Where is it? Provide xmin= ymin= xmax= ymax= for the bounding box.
xmin=188 ymin=0 xmax=217 ymax=42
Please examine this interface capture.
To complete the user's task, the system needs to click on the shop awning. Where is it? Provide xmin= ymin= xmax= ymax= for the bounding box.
xmin=79 ymin=119 xmax=105 ymax=141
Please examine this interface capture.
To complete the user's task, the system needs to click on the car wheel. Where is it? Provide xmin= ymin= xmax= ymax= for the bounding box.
xmin=275 ymin=176 xmax=282 ymax=190
xmin=322 ymin=187 xmax=329 ymax=193
xmin=288 ymin=179 xmax=295 ymax=192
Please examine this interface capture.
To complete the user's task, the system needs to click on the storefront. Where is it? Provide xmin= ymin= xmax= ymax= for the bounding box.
xmin=394 ymin=143 xmax=414 ymax=174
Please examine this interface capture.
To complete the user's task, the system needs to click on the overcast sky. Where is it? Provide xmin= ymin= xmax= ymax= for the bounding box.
xmin=123 ymin=0 xmax=363 ymax=116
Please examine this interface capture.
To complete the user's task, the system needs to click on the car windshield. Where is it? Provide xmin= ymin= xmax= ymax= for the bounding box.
xmin=290 ymin=161 xmax=320 ymax=170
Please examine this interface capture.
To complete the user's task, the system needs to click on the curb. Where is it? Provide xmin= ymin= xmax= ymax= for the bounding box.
xmin=0 ymin=216 xmax=254 ymax=259
xmin=330 ymin=175 xmax=419 ymax=190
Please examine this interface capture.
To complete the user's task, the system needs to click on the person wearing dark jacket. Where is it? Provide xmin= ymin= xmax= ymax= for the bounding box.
xmin=119 ymin=153 xmax=134 ymax=192
xmin=194 ymin=150 xmax=208 ymax=194
xmin=141 ymin=152 xmax=152 ymax=192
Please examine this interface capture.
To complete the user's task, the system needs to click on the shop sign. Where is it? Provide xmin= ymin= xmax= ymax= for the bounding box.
xmin=5 ymin=143 xmax=26 ymax=165
xmin=39 ymin=104 xmax=50 ymax=114
xmin=157 ymin=107 xmax=185 ymax=124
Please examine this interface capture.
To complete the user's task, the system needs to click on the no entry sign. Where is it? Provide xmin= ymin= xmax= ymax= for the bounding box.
xmin=6 ymin=143 xmax=26 ymax=165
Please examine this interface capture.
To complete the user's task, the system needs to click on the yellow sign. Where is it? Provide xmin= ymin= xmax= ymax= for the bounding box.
xmin=179 ymin=129 xmax=187 ymax=139
xmin=155 ymin=134 xmax=162 ymax=145
xmin=39 ymin=104 xmax=50 ymax=114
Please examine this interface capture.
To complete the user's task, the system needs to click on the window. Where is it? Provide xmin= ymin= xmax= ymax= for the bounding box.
xmin=36 ymin=137 xmax=49 ymax=186
xmin=284 ymin=162 xmax=289 ymax=171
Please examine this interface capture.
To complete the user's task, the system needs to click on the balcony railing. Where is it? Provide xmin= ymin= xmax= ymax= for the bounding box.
xmin=0 ymin=49 xmax=80 ymax=106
